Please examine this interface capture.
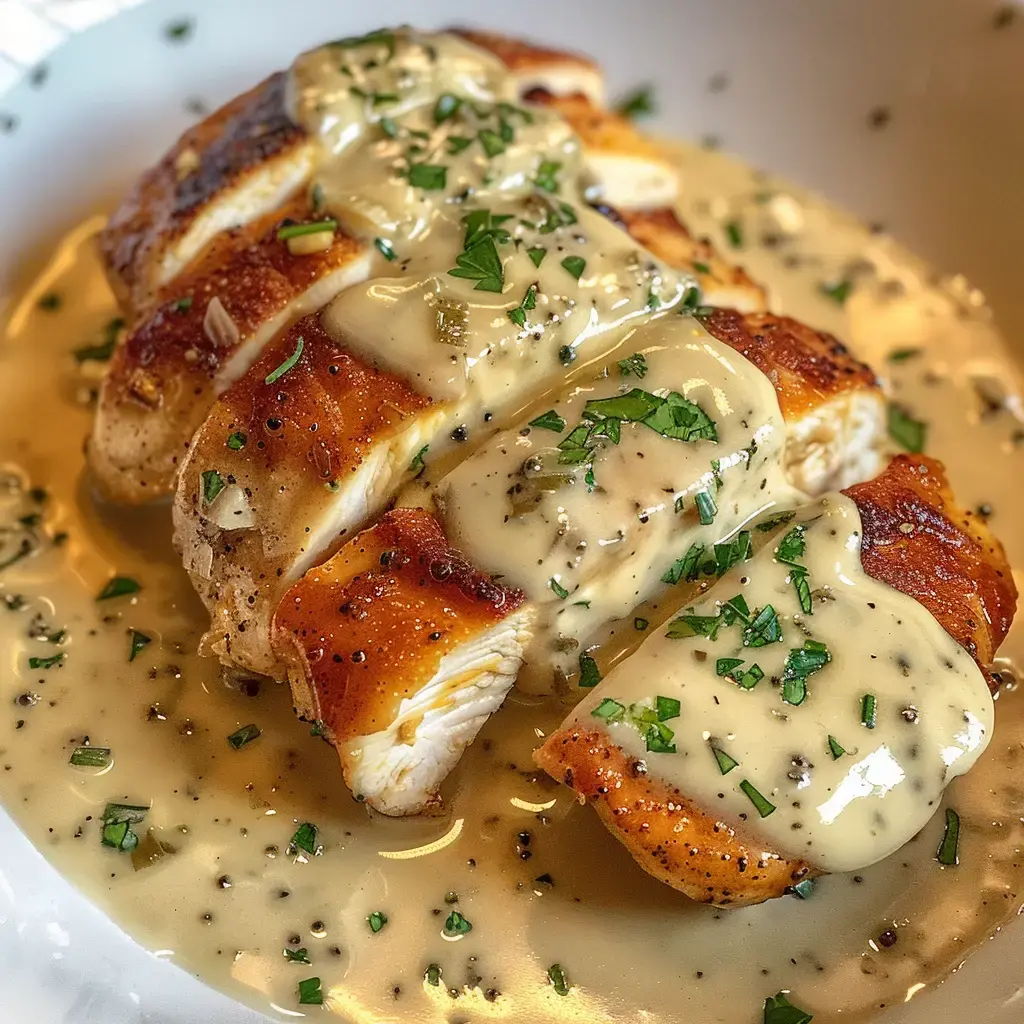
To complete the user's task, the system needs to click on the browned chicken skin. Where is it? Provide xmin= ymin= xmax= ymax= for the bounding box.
xmin=535 ymin=455 xmax=1017 ymax=906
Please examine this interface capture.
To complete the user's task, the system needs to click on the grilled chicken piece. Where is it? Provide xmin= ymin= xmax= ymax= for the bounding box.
xmin=273 ymin=508 xmax=532 ymax=815
xmin=173 ymin=317 xmax=446 ymax=677
xmin=451 ymin=28 xmax=605 ymax=105
xmin=700 ymin=308 xmax=884 ymax=492
xmin=535 ymin=455 xmax=1016 ymax=906
xmin=100 ymin=74 xmax=316 ymax=310
xmin=526 ymin=90 xmax=679 ymax=210
xmin=619 ymin=208 xmax=766 ymax=312
xmin=90 ymin=203 xmax=371 ymax=503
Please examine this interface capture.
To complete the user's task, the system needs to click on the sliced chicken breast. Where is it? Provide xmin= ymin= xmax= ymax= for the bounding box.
xmin=451 ymin=28 xmax=605 ymax=106
xmin=273 ymin=507 xmax=532 ymax=815
xmin=526 ymin=90 xmax=679 ymax=210
xmin=172 ymin=316 xmax=446 ymax=677
xmin=535 ymin=455 xmax=1017 ymax=907
xmin=90 ymin=202 xmax=371 ymax=503
xmin=100 ymin=74 xmax=316 ymax=310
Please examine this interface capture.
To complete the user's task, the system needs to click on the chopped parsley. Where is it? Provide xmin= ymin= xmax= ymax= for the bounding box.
xmin=479 ymin=128 xmax=506 ymax=157
xmin=367 ymin=911 xmax=388 ymax=933
xmin=227 ymin=724 xmax=261 ymax=750
xmin=433 ymin=93 xmax=461 ymax=123
xmin=290 ymin=822 xmax=319 ymax=855
xmin=284 ymin=947 xmax=311 ymax=964
xmin=591 ymin=696 xmax=679 ymax=752
xmin=578 ymin=652 xmax=601 ymax=688
xmin=591 ymin=697 xmax=625 ymax=721
xmin=936 ymin=807 xmax=960 ymax=866
xmin=527 ymin=246 xmax=547 ymax=267
xmin=780 ymin=639 xmax=831 ymax=705
xmin=507 ymin=283 xmax=538 ymax=327
xmin=448 ymin=213 xmax=507 ymax=292
xmin=265 ymin=334 xmax=305 ymax=385
xmin=276 ymin=219 xmax=337 ymax=241
xmin=743 ymin=605 xmax=782 ymax=647
xmin=666 ymin=613 xmax=721 ymax=640
xmin=739 ymin=779 xmax=776 ymax=818
xmin=711 ymin=744 xmax=739 ymax=775
xmin=724 ymin=219 xmax=744 ymax=248
xmin=560 ymin=255 xmax=587 ymax=280
xmin=548 ymin=963 xmax=571 ymax=995
xmin=374 ymin=237 xmax=397 ymax=261
xmin=128 ymin=630 xmax=152 ymax=663
xmin=227 ymin=431 xmax=247 ymax=450
xmin=763 ymin=992 xmax=813 ymax=1024
xmin=549 ymin=577 xmax=569 ymax=600
xmin=535 ymin=160 xmax=562 ymax=193
xmin=97 ymin=576 xmax=140 ymax=601
xmin=713 ymin=531 xmax=751 ymax=575
xmin=69 ymin=746 xmax=111 ymax=768
xmin=297 ymin=977 xmax=323 ymax=1005
xmin=539 ymin=201 xmax=578 ymax=234
xmin=861 ymin=693 xmax=877 ymax=728
xmin=615 ymin=85 xmax=655 ymax=120
xmin=409 ymin=444 xmax=429 ymax=476
xmin=662 ymin=541 xmax=704 ymax=585
xmin=617 ymin=352 xmax=648 ymax=379
xmin=201 ymin=469 xmax=225 ymax=504
xmin=888 ymin=404 xmax=927 ymax=453
xmin=820 ymin=278 xmax=854 ymax=305
xmin=695 ymin=489 xmax=718 ymax=525
xmin=425 ymin=963 xmax=442 ymax=986
xmin=887 ymin=347 xmax=922 ymax=363
xmin=444 ymin=910 xmax=472 ymax=936
xmin=408 ymin=163 xmax=447 ymax=190
xmin=528 ymin=410 xmax=566 ymax=432
xmin=827 ymin=735 xmax=846 ymax=760
xmin=634 ymin=617 xmax=649 ymax=631
xmin=788 ymin=879 xmax=816 ymax=900
xmin=28 ymin=652 xmax=64 ymax=670
xmin=101 ymin=802 xmax=148 ymax=852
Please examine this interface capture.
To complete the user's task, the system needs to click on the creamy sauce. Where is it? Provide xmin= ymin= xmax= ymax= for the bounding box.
xmin=3 ymin=52 xmax=1024 ymax=1024
xmin=569 ymin=493 xmax=992 ymax=872
xmin=428 ymin=317 xmax=795 ymax=687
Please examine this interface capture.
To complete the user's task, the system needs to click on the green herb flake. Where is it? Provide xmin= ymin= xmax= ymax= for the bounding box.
xmin=781 ymin=639 xmax=831 ymax=706
xmin=711 ymin=744 xmax=739 ymax=775
xmin=743 ymin=605 xmax=782 ymax=648
xmin=662 ymin=541 xmax=704 ymax=586
xmin=739 ymin=779 xmax=776 ymax=818
xmin=549 ymin=577 xmax=569 ymax=600
xmin=578 ymin=652 xmax=602 ymax=689
xmin=508 ymin=283 xmax=538 ymax=328
xmin=713 ymin=532 xmax=751 ymax=576
xmin=716 ymin=657 xmax=744 ymax=677
xmin=425 ymin=963 xmax=442 ymax=986
xmin=820 ymin=278 xmax=854 ymax=305
xmin=479 ymin=128 xmax=506 ymax=157
xmin=644 ymin=721 xmax=676 ymax=754
xmin=100 ymin=802 xmax=148 ymax=853
xmin=433 ymin=93 xmax=461 ymax=124
xmin=888 ymin=404 xmax=927 ymax=453
xmin=561 ymin=255 xmax=587 ymax=280
xmin=936 ymin=807 xmax=961 ymax=866
xmin=444 ymin=910 xmax=472 ymax=936
xmin=861 ymin=693 xmax=877 ymax=729
xmin=409 ymin=444 xmax=429 ymax=476
xmin=227 ymin=431 xmax=247 ymax=451
xmin=97 ymin=576 xmax=140 ymax=601
xmin=128 ymin=630 xmax=152 ymax=663
xmin=827 ymin=735 xmax=846 ymax=760
xmin=408 ymin=163 xmax=448 ymax=190
xmin=615 ymin=85 xmax=655 ymax=120
xmin=529 ymin=409 xmax=566 ymax=432
xmin=447 ymin=135 xmax=473 ymax=154
xmin=724 ymin=220 xmax=744 ymax=248
xmin=535 ymin=159 xmax=562 ymax=193
xmin=276 ymin=219 xmax=337 ymax=241
xmin=367 ymin=910 xmax=388 ymax=933
xmin=284 ymin=947 xmax=312 ymax=964
xmin=763 ymin=991 xmax=814 ymax=1024
xmin=449 ymin=233 xmax=505 ymax=293
xmin=227 ymin=724 xmax=261 ymax=750
xmin=776 ymin=526 xmax=805 ymax=563
xmin=527 ymin=246 xmax=547 ymax=268
xmin=634 ymin=616 xmax=649 ymax=631
xmin=548 ymin=963 xmax=571 ymax=996
xmin=69 ymin=746 xmax=111 ymax=768
xmin=289 ymin=821 xmax=319 ymax=855
xmin=656 ymin=695 xmax=681 ymax=721
xmin=28 ymin=652 xmax=64 ymax=670
xmin=297 ymin=977 xmax=323 ymax=1005
xmin=591 ymin=697 xmax=625 ymax=721
xmin=788 ymin=879 xmax=816 ymax=900
xmin=617 ymin=352 xmax=648 ymax=379
xmin=374 ymin=237 xmax=397 ymax=261
xmin=887 ymin=347 xmax=922 ymax=363
xmin=265 ymin=335 xmax=305 ymax=385
xmin=172 ymin=296 xmax=193 ymax=314
xmin=735 ymin=663 xmax=765 ymax=690
xmin=201 ymin=469 xmax=225 ymax=504
xmin=695 ymin=489 xmax=718 ymax=526
xmin=667 ymin=613 xmax=721 ymax=640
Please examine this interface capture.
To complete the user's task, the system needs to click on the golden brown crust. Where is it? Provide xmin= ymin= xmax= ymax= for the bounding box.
xmin=92 ymin=201 xmax=366 ymax=502
xmin=845 ymin=455 xmax=1017 ymax=687
xmin=450 ymin=29 xmax=598 ymax=75
xmin=698 ymin=308 xmax=879 ymax=418
xmin=273 ymin=508 xmax=525 ymax=740
xmin=616 ymin=206 xmax=767 ymax=308
xmin=100 ymin=74 xmax=311 ymax=307
xmin=534 ymin=727 xmax=816 ymax=907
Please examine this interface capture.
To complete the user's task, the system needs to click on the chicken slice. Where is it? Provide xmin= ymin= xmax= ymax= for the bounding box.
xmin=450 ymin=28 xmax=605 ymax=105
xmin=618 ymin=207 xmax=767 ymax=312
xmin=273 ymin=508 xmax=532 ymax=815
xmin=526 ymin=90 xmax=679 ymax=210
xmin=90 ymin=202 xmax=371 ymax=503
xmin=535 ymin=455 xmax=1016 ymax=906
xmin=172 ymin=316 xmax=447 ymax=677
xmin=100 ymin=73 xmax=316 ymax=310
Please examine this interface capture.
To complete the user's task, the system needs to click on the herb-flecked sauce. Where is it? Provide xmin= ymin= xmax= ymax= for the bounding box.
xmin=1 ymin=65 xmax=1024 ymax=1024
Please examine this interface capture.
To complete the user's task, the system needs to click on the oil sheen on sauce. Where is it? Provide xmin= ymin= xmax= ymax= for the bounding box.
xmin=2 ymin=52 xmax=1024 ymax=1024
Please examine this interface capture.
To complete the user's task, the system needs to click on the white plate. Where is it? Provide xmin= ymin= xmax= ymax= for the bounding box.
xmin=1 ymin=1 xmax=1023 ymax=1021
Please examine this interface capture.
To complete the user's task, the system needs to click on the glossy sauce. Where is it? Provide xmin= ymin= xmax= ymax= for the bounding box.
xmin=1 ymin=78 xmax=1024 ymax=1024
